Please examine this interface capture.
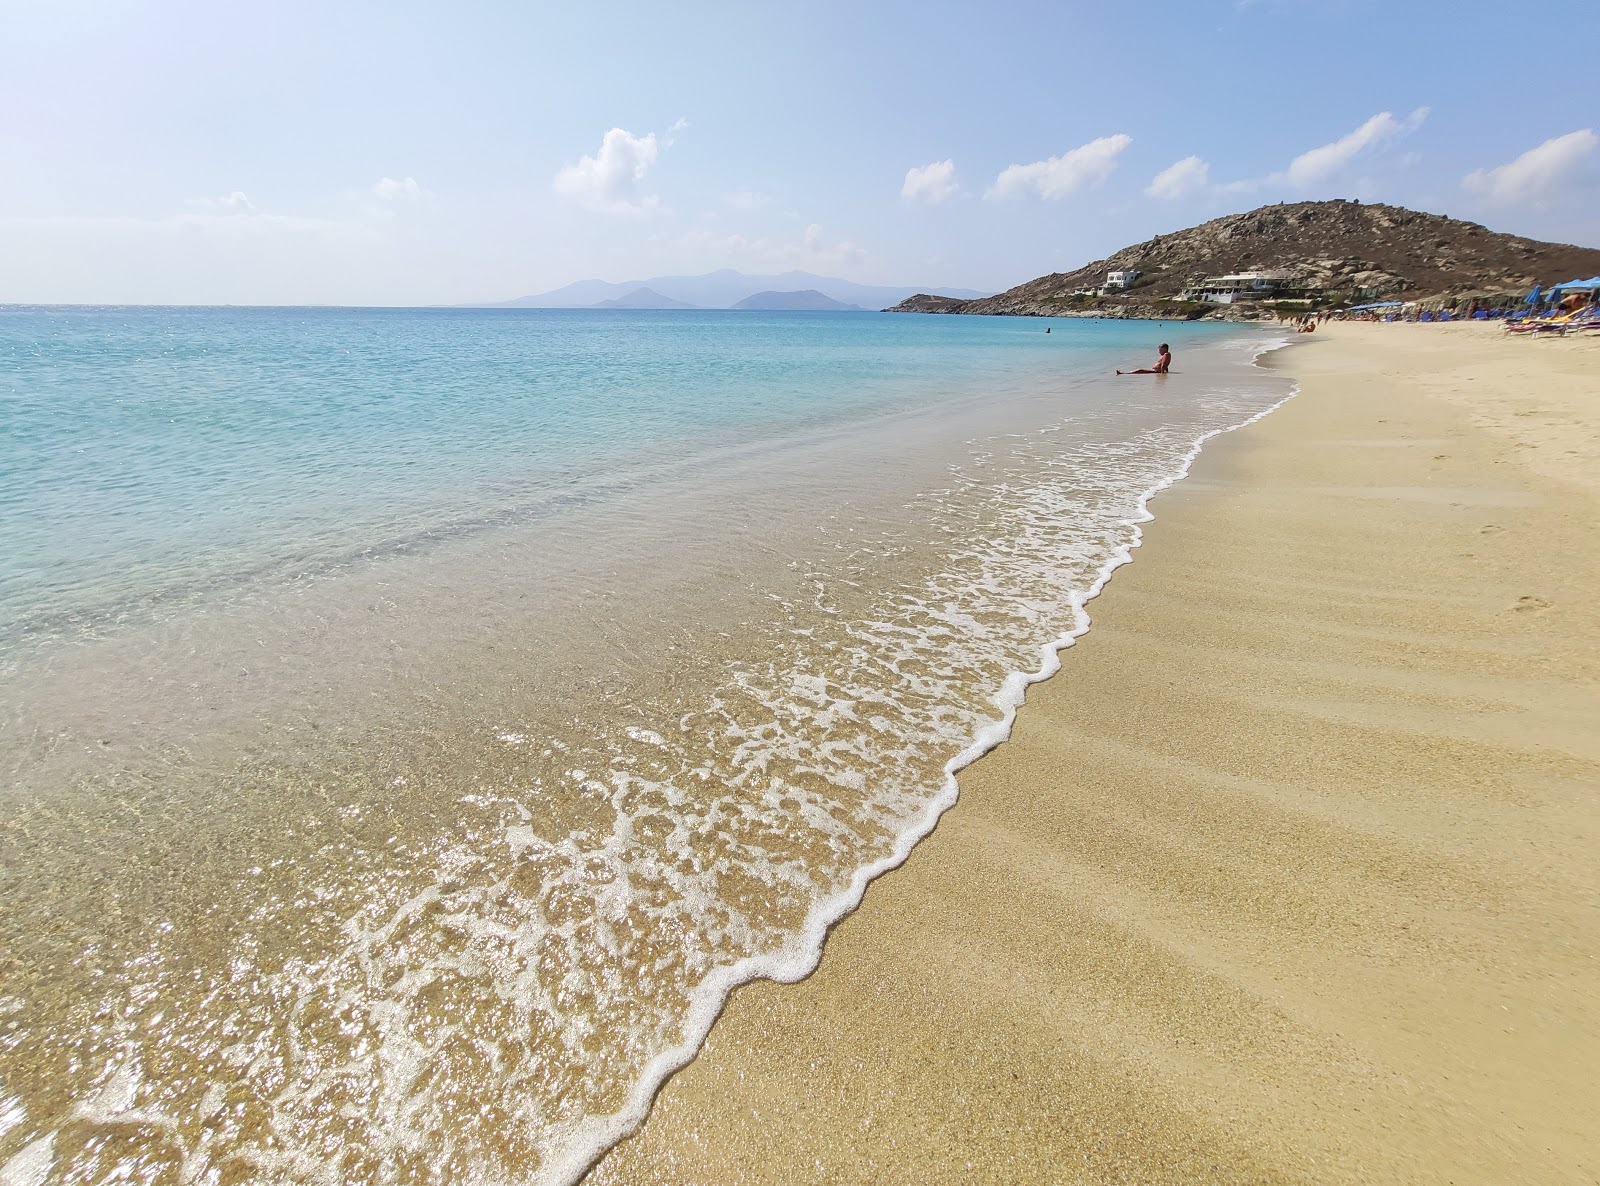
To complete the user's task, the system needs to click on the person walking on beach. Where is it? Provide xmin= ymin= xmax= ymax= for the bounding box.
xmin=1116 ymin=343 xmax=1170 ymax=375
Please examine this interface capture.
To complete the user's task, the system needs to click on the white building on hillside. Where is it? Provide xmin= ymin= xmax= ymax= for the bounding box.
xmin=1181 ymin=270 xmax=1293 ymax=304
xmin=1103 ymin=270 xmax=1139 ymax=291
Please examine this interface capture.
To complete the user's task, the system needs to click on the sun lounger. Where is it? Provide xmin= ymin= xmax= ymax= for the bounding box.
xmin=1505 ymin=306 xmax=1581 ymax=333
xmin=1505 ymin=305 xmax=1595 ymax=335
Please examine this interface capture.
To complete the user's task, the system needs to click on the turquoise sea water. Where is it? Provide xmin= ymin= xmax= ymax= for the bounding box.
xmin=4 ymin=306 xmax=1229 ymax=636
xmin=0 ymin=307 xmax=1291 ymax=1186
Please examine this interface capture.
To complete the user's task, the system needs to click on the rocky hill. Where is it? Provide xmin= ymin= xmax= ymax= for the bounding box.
xmin=888 ymin=200 xmax=1600 ymax=319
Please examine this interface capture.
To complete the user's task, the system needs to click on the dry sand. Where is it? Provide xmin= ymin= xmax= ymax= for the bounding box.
xmin=589 ymin=322 xmax=1600 ymax=1185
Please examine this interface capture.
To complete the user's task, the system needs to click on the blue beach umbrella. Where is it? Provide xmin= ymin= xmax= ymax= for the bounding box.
xmin=1524 ymin=284 xmax=1541 ymax=305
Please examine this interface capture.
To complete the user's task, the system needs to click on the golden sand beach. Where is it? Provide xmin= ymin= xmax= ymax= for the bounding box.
xmin=589 ymin=322 xmax=1600 ymax=1185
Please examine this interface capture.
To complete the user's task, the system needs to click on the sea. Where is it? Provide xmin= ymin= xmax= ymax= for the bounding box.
xmin=0 ymin=306 xmax=1291 ymax=1186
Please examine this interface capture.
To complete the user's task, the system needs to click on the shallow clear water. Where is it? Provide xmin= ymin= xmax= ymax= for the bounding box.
xmin=0 ymin=307 xmax=1290 ymax=1185
xmin=5 ymin=307 xmax=1205 ymax=637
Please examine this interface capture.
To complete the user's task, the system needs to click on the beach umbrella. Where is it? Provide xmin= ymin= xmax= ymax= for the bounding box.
xmin=1524 ymin=284 xmax=1541 ymax=305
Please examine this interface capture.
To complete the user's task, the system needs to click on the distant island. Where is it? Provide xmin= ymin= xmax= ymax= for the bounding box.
xmin=578 ymin=286 xmax=866 ymax=312
xmin=730 ymin=290 xmax=864 ymax=311
xmin=887 ymin=200 xmax=1600 ymax=320
xmin=591 ymin=287 xmax=699 ymax=310
xmin=471 ymin=269 xmax=988 ymax=311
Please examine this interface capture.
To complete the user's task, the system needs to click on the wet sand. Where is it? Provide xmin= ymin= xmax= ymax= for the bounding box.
xmin=588 ymin=322 xmax=1600 ymax=1185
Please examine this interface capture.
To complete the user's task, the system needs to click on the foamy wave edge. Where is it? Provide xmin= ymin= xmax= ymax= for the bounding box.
xmin=543 ymin=333 xmax=1301 ymax=1185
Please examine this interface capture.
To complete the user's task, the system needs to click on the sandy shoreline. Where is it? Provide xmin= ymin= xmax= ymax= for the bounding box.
xmin=588 ymin=322 xmax=1600 ymax=1185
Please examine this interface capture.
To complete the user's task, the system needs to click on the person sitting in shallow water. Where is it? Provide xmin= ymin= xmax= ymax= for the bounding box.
xmin=1116 ymin=343 xmax=1170 ymax=375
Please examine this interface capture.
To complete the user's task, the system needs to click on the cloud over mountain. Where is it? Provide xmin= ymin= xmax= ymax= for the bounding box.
xmin=1464 ymin=129 xmax=1597 ymax=206
xmin=987 ymin=135 xmax=1131 ymax=200
xmin=1146 ymin=156 xmax=1209 ymax=200
xmin=555 ymin=128 xmax=662 ymax=215
xmin=1283 ymin=108 xmax=1428 ymax=186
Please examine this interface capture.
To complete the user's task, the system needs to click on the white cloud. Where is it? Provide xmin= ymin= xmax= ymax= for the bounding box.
xmin=155 ymin=191 xmax=362 ymax=235
xmin=902 ymin=159 xmax=959 ymax=203
xmin=1463 ymin=129 xmax=1597 ymax=206
xmin=554 ymin=128 xmax=662 ymax=214
xmin=372 ymin=176 xmax=423 ymax=200
xmin=669 ymin=222 xmax=865 ymax=273
xmin=723 ymin=188 xmax=773 ymax=211
xmin=183 ymin=191 xmax=255 ymax=212
xmin=799 ymin=222 xmax=864 ymax=267
xmin=987 ymin=135 xmax=1131 ymax=200
xmin=1146 ymin=156 xmax=1209 ymax=200
xmin=1283 ymin=107 xmax=1428 ymax=186
xmin=665 ymin=117 xmax=689 ymax=147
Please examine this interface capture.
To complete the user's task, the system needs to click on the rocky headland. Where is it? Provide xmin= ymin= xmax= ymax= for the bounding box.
xmin=887 ymin=200 xmax=1600 ymax=319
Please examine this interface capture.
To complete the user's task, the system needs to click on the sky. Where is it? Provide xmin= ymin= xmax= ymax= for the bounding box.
xmin=2 ymin=0 xmax=1597 ymax=305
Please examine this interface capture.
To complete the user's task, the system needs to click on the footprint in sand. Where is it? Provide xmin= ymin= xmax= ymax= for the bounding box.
xmin=1511 ymin=595 xmax=1552 ymax=615
xmin=1480 ymin=524 xmax=1504 ymax=535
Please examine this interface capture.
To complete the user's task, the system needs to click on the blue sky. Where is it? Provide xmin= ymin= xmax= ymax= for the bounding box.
xmin=3 ymin=0 xmax=1596 ymax=304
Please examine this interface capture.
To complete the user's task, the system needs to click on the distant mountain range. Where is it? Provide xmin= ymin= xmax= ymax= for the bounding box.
xmin=471 ymin=269 xmax=989 ymax=311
